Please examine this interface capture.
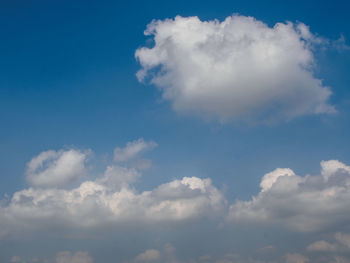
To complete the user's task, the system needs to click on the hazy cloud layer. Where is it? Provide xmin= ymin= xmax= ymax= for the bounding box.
xmin=308 ymin=232 xmax=350 ymax=253
xmin=134 ymin=249 xmax=161 ymax=262
xmin=136 ymin=15 xmax=335 ymax=122
xmin=56 ymin=251 xmax=94 ymax=263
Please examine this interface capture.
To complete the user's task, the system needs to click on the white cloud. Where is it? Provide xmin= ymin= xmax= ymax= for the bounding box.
xmin=26 ymin=149 xmax=88 ymax=188
xmin=56 ymin=251 xmax=93 ymax=263
xmin=260 ymin=168 xmax=295 ymax=192
xmin=135 ymin=249 xmax=161 ymax=262
xmin=228 ymin=159 xmax=350 ymax=232
xmin=5 ymin=144 xmax=350 ymax=263
xmin=321 ymin=160 xmax=350 ymax=181
xmin=131 ymin=244 xmax=181 ymax=263
xmin=135 ymin=15 xmax=335 ymax=122
xmin=2 ymin=176 xmax=224 ymax=229
xmin=0 ymin=148 xmax=225 ymax=236
xmin=114 ymin=138 xmax=157 ymax=162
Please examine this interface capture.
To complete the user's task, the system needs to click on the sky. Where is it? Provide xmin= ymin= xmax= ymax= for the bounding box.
xmin=0 ymin=0 xmax=350 ymax=262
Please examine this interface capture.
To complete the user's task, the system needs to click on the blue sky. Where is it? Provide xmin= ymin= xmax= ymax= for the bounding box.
xmin=1 ymin=1 xmax=350 ymax=262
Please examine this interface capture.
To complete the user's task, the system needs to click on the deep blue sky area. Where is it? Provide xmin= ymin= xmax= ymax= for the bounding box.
xmin=0 ymin=0 xmax=350 ymax=201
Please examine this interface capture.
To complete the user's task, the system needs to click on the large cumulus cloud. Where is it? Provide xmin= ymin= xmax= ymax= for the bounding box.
xmin=135 ymin=15 xmax=335 ymax=122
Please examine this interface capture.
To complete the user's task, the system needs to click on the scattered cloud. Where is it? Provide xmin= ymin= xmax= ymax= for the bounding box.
xmin=307 ymin=232 xmax=350 ymax=253
xmin=332 ymin=35 xmax=350 ymax=51
xmin=1 ymin=144 xmax=225 ymax=238
xmin=56 ymin=251 xmax=93 ymax=263
xmin=2 ymin=174 xmax=224 ymax=232
xmin=260 ymin=168 xmax=295 ymax=192
xmin=134 ymin=249 xmax=161 ymax=262
xmin=114 ymin=138 xmax=157 ymax=162
xmin=10 ymin=256 xmax=23 ymax=263
xmin=307 ymin=240 xmax=339 ymax=252
xmin=26 ymin=149 xmax=89 ymax=188
xmin=129 ymin=244 xmax=182 ymax=263
xmin=4 ymin=143 xmax=350 ymax=263
xmin=228 ymin=160 xmax=350 ymax=232
xmin=136 ymin=15 xmax=335 ymax=122
xmin=9 ymin=256 xmax=40 ymax=263
xmin=285 ymin=253 xmax=309 ymax=263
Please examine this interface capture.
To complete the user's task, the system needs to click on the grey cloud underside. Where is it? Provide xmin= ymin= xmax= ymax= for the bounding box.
xmin=135 ymin=15 xmax=335 ymax=122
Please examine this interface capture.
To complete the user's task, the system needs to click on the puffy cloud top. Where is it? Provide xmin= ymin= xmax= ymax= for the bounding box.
xmin=1 ymin=175 xmax=224 ymax=234
xmin=136 ymin=15 xmax=335 ymax=122
xmin=1 ymin=147 xmax=225 ymax=236
xmin=321 ymin=160 xmax=350 ymax=181
xmin=228 ymin=159 xmax=350 ymax=232
xmin=260 ymin=168 xmax=295 ymax=192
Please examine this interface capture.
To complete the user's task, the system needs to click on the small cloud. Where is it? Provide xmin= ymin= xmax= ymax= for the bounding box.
xmin=332 ymin=34 xmax=350 ymax=51
xmin=56 ymin=251 xmax=94 ymax=263
xmin=307 ymin=240 xmax=339 ymax=252
xmin=26 ymin=149 xmax=89 ymax=188
xmin=10 ymin=256 xmax=22 ymax=263
xmin=135 ymin=249 xmax=161 ymax=262
xmin=114 ymin=138 xmax=157 ymax=162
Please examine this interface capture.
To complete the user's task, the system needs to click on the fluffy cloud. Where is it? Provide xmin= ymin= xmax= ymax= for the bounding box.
xmin=5 ymin=144 xmax=350 ymax=263
xmin=228 ymin=160 xmax=350 ymax=232
xmin=260 ymin=168 xmax=295 ymax=192
xmin=135 ymin=15 xmax=335 ymax=122
xmin=2 ymin=175 xmax=224 ymax=231
xmin=56 ymin=251 xmax=93 ymax=263
xmin=0 ymin=147 xmax=225 ymax=237
xmin=26 ymin=149 xmax=89 ymax=188
xmin=114 ymin=138 xmax=157 ymax=162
